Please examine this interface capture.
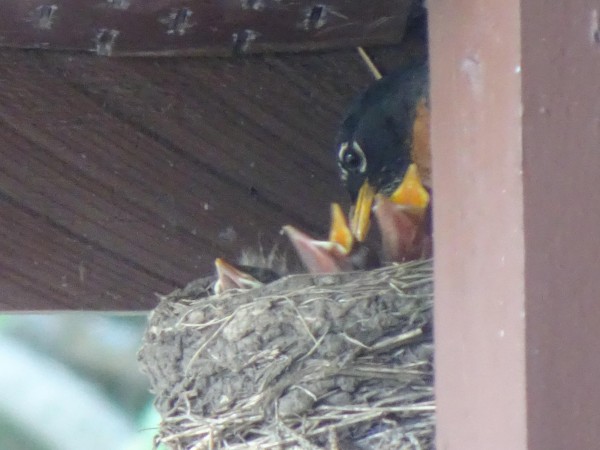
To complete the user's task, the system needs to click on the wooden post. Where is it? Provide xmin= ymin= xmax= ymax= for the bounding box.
xmin=430 ymin=0 xmax=600 ymax=448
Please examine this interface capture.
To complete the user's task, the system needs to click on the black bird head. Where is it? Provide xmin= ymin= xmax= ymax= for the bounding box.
xmin=335 ymin=63 xmax=430 ymax=242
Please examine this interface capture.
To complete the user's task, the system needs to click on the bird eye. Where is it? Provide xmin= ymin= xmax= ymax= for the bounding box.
xmin=338 ymin=142 xmax=367 ymax=174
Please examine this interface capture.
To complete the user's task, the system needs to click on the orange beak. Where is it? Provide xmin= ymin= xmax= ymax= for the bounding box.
xmin=389 ymin=163 xmax=430 ymax=211
xmin=349 ymin=163 xmax=429 ymax=243
xmin=349 ymin=181 xmax=376 ymax=242
xmin=328 ymin=203 xmax=354 ymax=255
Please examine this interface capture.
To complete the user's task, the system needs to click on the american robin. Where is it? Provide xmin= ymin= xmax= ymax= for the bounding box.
xmin=283 ymin=61 xmax=431 ymax=272
xmin=335 ymin=61 xmax=431 ymax=261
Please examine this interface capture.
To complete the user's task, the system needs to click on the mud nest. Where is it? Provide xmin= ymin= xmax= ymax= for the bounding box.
xmin=138 ymin=259 xmax=434 ymax=450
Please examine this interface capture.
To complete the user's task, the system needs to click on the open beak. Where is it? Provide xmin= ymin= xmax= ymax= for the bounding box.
xmin=350 ymin=163 xmax=429 ymax=244
xmin=373 ymin=164 xmax=432 ymax=262
xmin=373 ymin=195 xmax=430 ymax=262
xmin=282 ymin=203 xmax=354 ymax=274
xmin=214 ymin=258 xmax=263 ymax=294
xmin=328 ymin=203 xmax=354 ymax=255
xmin=389 ymin=163 xmax=430 ymax=211
xmin=350 ymin=181 xmax=376 ymax=242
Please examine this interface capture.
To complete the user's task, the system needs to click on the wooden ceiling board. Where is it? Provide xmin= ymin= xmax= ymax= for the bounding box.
xmin=0 ymin=28 xmax=425 ymax=310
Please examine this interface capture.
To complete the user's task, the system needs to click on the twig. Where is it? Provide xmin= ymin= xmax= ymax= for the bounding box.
xmin=357 ymin=46 xmax=383 ymax=80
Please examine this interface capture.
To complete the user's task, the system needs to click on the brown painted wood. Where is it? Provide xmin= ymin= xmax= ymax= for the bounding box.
xmin=0 ymin=45 xmax=419 ymax=311
xmin=431 ymin=0 xmax=600 ymax=448
xmin=0 ymin=0 xmax=419 ymax=56
xmin=522 ymin=2 xmax=600 ymax=448
xmin=430 ymin=2 xmax=527 ymax=447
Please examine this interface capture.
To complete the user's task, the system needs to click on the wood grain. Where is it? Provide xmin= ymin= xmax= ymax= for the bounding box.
xmin=0 ymin=46 xmax=414 ymax=310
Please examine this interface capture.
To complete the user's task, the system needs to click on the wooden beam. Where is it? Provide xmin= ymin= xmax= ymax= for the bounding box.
xmin=522 ymin=2 xmax=600 ymax=448
xmin=431 ymin=0 xmax=600 ymax=448
xmin=0 ymin=0 xmax=417 ymax=56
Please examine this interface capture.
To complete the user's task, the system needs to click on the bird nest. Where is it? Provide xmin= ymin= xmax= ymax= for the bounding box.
xmin=138 ymin=259 xmax=434 ymax=450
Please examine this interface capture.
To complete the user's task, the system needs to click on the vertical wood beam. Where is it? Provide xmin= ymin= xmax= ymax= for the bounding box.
xmin=522 ymin=2 xmax=600 ymax=448
xmin=430 ymin=0 xmax=600 ymax=448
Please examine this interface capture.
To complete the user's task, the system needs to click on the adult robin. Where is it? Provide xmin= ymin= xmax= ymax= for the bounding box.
xmin=336 ymin=61 xmax=431 ymax=261
xmin=285 ymin=61 xmax=432 ymax=272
